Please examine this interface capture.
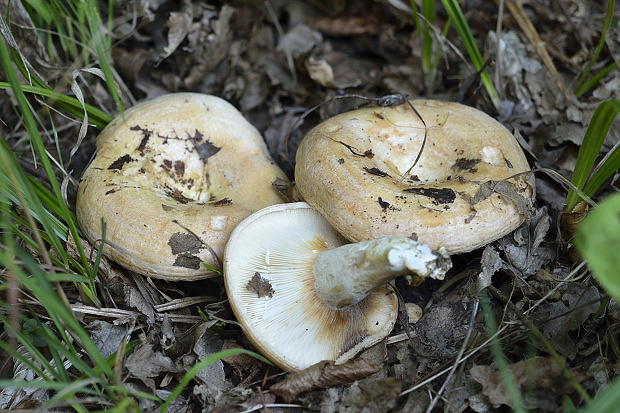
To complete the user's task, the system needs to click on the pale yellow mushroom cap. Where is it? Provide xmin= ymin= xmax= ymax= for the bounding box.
xmin=76 ymin=93 xmax=288 ymax=280
xmin=295 ymin=99 xmax=534 ymax=254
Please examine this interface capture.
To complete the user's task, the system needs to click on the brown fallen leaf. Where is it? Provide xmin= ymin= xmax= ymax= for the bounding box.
xmin=470 ymin=356 xmax=576 ymax=408
xmin=340 ymin=377 xmax=402 ymax=413
xmin=209 ymin=392 xmax=276 ymax=413
xmin=307 ymin=13 xmax=390 ymax=36
xmin=160 ymin=0 xmax=192 ymax=60
xmin=270 ymin=359 xmax=380 ymax=403
xmin=221 ymin=340 xmax=264 ymax=385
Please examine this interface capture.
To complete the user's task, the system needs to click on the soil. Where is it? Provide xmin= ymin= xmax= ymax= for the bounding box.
xmin=1 ymin=0 xmax=619 ymax=411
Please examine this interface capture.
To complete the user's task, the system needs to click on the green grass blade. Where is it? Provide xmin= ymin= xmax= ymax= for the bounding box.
xmin=0 ymin=379 xmax=96 ymax=391
xmin=574 ymin=0 xmax=616 ymax=97
xmin=0 ymin=138 xmax=65 ymax=266
xmin=85 ymin=0 xmax=123 ymax=115
xmin=580 ymin=376 xmax=620 ymax=412
xmin=45 ymin=377 xmax=106 ymax=409
xmin=440 ymin=0 xmax=500 ymax=110
xmin=1 ymin=37 xmax=73 ymax=251
xmin=581 ymin=143 xmax=620 ymax=200
xmin=0 ymin=164 xmax=69 ymax=242
xmin=409 ymin=0 xmax=421 ymax=37
xmin=22 ymin=0 xmax=53 ymax=24
xmin=10 ymin=248 xmax=114 ymax=379
xmin=575 ymin=61 xmax=619 ymax=99
xmin=162 ymin=348 xmax=271 ymax=412
xmin=479 ymin=290 xmax=526 ymax=412
xmin=0 ymin=323 xmax=57 ymax=381
xmin=1 ymin=31 xmax=98 ymax=288
xmin=566 ymin=100 xmax=620 ymax=211
xmin=0 ymin=82 xmax=112 ymax=129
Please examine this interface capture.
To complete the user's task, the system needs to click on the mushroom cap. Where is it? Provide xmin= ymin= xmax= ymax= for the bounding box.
xmin=223 ymin=202 xmax=398 ymax=372
xmin=76 ymin=93 xmax=287 ymax=280
xmin=295 ymin=99 xmax=534 ymax=254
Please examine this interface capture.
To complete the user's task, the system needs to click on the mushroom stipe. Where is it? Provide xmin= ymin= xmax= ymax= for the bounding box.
xmin=223 ymin=202 xmax=452 ymax=372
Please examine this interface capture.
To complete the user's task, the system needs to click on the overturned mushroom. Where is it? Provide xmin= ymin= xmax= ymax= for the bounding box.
xmin=223 ymin=202 xmax=451 ymax=371
xmin=295 ymin=99 xmax=534 ymax=254
xmin=76 ymin=93 xmax=287 ymax=280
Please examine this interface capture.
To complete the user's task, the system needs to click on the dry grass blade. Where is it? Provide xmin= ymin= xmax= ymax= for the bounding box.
xmin=503 ymin=0 xmax=574 ymax=102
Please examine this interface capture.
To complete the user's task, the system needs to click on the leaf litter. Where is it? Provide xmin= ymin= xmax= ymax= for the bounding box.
xmin=2 ymin=0 xmax=620 ymax=411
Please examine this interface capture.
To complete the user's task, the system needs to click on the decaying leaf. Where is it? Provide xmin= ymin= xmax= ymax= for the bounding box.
xmin=412 ymin=296 xmax=480 ymax=358
xmin=305 ymin=55 xmax=334 ymax=87
xmin=0 ymin=346 xmax=49 ymax=409
xmin=272 ymin=178 xmax=303 ymax=202
xmin=531 ymin=283 xmax=600 ymax=360
xmin=339 ymin=377 xmax=402 ymax=413
xmin=221 ymin=340 xmax=264 ymax=384
xmin=86 ymin=320 xmax=130 ymax=358
xmin=125 ymin=341 xmax=183 ymax=390
xmin=307 ymin=12 xmax=388 ymax=36
xmin=161 ymin=0 xmax=193 ymax=59
xmin=207 ymin=392 xmax=275 ymax=413
xmin=470 ymin=357 xmax=576 ymax=408
xmin=270 ymin=359 xmax=380 ymax=402
xmin=246 ymin=272 xmax=275 ymax=298
xmin=478 ymin=245 xmax=502 ymax=290
xmin=472 ymin=178 xmax=534 ymax=220
xmin=531 ymin=208 xmax=551 ymax=251
xmin=191 ymin=327 xmax=232 ymax=408
xmin=277 ymin=23 xmax=323 ymax=59
xmin=498 ymin=207 xmax=556 ymax=277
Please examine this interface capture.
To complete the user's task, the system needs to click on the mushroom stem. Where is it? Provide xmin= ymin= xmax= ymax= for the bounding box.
xmin=313 ymin=235 xmax=452 ymax=309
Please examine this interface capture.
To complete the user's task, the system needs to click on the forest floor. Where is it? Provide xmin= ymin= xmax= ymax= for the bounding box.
xmin=1 ymin=0 xmax=620 ymax=411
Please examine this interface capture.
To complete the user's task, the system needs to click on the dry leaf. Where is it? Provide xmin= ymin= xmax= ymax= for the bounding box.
xmin=86 ymin=320 xmax=129 ymax=358
xmin=246 ymin=272 xmax=275 ymax=298
xmin=277 ymin=23 xmax=322 ymax=58
xmin=272 ymin=178 xmax=303 ymax=203
xmin=412 ymin=297 xmax=479 ymax=358
xmin=125 ymin=341 xmax=181 ymax=390
xmin=470 ymin=357 xmax=574 ymax=408
xmin=307 ymin=13 xmax=388 ymax=36
xmin=478 ymin=245 xmax=502 ymax=290
xmin=0 ymin=346 xmax=49 ymax=409
xmin=339 ymin=377 xmax=402 ymax=413
xmin=190 ymin=327 xmax=232 ymax=408
xmin=305 ymin=55 xmax=334 ymax=87
xmin=531 ymin=283 xmax=600 ymax=359
xmin=270 ymin=359 xmax=380 ymax=402
xmin=161 ymin=0 xmax=193 ymax=59
xmin=498 ymin=207 xmax=556 ymax=277
xmin=221 ymin=340 xmax=264 ymax=384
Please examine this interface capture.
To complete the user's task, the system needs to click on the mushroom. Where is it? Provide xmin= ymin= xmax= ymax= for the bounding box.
xmin=295 ymin=99 xmax=534 ymax=254
xmin=223 ymin=202 xmax=451 ymax=372
xmin=76 ymin=93 xmax=287 ymax=280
